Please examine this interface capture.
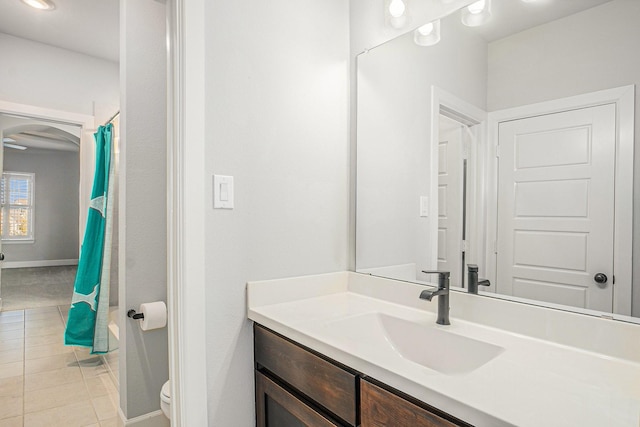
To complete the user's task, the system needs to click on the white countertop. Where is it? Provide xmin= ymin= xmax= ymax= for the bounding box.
xmin=247 ymin=272 xmax=640 ymax=427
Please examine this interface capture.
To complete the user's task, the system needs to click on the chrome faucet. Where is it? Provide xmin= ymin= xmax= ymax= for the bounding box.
xmin=420 ymin=270 xmax=450 ymax=325
xmin=467 ymin=264 xmax=490 ymax=294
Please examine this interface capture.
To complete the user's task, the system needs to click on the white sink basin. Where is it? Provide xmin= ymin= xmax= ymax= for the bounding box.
xmin=322 ymin=313 xmax=504 ymax=375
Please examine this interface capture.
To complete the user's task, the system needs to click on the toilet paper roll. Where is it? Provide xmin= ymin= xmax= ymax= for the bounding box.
xmin=139 ymin=301 xmax=167 ymax=331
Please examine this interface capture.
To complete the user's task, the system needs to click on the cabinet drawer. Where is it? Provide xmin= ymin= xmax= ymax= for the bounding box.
xmin=361 ymin=380 xmax=470 ymax=427
xmin=254 ymin=325 xmax=358 ymax=426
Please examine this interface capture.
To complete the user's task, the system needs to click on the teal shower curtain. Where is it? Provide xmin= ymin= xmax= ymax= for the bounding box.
xmin=64 ymin=123 xmax=114 ymax=354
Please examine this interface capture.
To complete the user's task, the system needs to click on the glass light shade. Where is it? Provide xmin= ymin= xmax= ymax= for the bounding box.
xmin=414 ymin=20 xmax=441 ymax=47
xmin=467 ymin=0 xmax=486 ymax=14
xmin=461 ymin=0 xmax=491 ymax=27
xmin=20 ymin=0 xmax=55 ymax=10
xmin=387 ymin=0 xmax=407 ymax=29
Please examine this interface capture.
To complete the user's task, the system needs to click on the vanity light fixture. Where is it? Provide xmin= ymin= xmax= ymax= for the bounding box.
xmin=19 ymin=0 xmax=55 ymax=10
xmin=461 ymin=0 xmax=492 ymax=27
xmin=414 ymin=20 xmax=441 ymax=47
xmin=387 ymin=0 xmax=407 ymax=29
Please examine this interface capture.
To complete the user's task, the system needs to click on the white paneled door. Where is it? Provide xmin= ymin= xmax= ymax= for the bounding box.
xmin=496 ymin=104 xmax=616 ymax=312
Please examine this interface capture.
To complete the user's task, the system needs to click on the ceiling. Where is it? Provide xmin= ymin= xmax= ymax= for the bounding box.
xmin=469 ymin=0 xmax=615 ymax=42
xmin=1 ymin=113 xmax=81 ymax=152
xmin=3 ymin=125 xmax=80 ymax=152
xmin=0 ymin=0 xmax=119 ymax=62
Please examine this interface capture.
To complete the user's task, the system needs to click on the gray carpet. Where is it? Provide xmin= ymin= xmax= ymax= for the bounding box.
xmin=1 ymin=266 xmax=77 ymax=311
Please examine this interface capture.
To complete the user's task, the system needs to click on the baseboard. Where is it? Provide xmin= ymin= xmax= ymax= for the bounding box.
xmin=2 ymin=259 xmax=79 ymax=269
xmin=118 ymin=409 xmax=169 ymax=427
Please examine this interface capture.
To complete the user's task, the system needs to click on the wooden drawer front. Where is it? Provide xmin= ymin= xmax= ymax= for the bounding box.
xmin=361 ymin=380 xmax=467 ymax=427
xmin=256 ymin=371 xmax=340 ymax=427
xmin=254 ymin=325 xmax=357 ymax=426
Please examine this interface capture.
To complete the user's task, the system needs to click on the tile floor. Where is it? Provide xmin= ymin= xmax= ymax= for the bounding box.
xmin=0 ymin=305 xmax=119 ymax=427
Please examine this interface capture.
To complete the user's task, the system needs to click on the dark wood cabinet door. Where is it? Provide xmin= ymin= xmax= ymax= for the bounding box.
xmin=256 ymin=371 xmax=340 ymax=427
xmin=361 ymin=380 xmax=471 ymax=427
xmin=254 ymin=325 xmax=358 ymax=426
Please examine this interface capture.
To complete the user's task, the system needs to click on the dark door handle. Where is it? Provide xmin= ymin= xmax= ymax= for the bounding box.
xmin=594 ymin=273 xmax=608 ymax=284
xmin=0 ymin=253 xmax=4 ymax=261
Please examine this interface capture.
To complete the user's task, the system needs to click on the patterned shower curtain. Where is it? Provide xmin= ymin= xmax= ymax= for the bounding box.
xmin=64 ymin=123 xmax=114 ymax=354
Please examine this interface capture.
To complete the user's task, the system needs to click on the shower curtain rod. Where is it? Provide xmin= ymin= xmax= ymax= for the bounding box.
xmin=103 ymin=111 xmax=120 ymax=126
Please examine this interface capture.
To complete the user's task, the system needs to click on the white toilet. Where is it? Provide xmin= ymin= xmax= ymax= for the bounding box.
xmin=161 ymin=380 xmax=171 ymax=419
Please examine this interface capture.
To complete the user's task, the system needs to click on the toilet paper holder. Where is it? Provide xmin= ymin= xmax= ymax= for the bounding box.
xmin=127 ymin=309 xmax=144 ymax=320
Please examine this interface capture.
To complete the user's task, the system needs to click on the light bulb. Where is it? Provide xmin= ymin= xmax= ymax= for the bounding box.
xmin=417 ymin=23 xmax=434 ymax=36
xmin=414 ymin=19 xmax=441 ymax=46
xmin=389 ymin=0 xmax=406 ymax=18
xmin=20 ymin=0 xmax=55 ymax=10
xmin=467 ymin=0 xmax=486 ymax=14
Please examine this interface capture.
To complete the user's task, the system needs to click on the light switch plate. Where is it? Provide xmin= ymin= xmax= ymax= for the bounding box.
xmin=420 ymin=196 xmax=429 ymax=217
xmin=213 ymin=175 xmax=234 ymax=209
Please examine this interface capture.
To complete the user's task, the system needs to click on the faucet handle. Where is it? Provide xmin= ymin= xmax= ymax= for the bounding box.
xmin=421 ymin=270 xmax=451 ymax=278
xmin=421 ymin=270 xmax=450 ymax=289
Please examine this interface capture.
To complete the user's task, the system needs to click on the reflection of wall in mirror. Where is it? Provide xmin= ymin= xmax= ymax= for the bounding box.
xmin=486 ymin=0 xmax=640 ymax=316
xmin=356 ymin=16 xmax=487 ymax=282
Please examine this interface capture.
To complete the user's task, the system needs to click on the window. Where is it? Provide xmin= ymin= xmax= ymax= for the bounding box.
xmin=1 ymin=172 xmax=34 ymax=241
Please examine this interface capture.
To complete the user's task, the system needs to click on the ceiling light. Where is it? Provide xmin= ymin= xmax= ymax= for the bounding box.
xmin=4 ymin=143 xmax=27 ymax=151
xmin=2 ymin=138 xmax=16 ymax=143
xmin=414 ymin=20 xmax=441 ymax=47
xmin=387 ymin=0 xmax=407 ymax=29
xmin=19 ymin=0 xmax=56 ymax=11
xmin=462 ymin=0 xmax=491 ymax=27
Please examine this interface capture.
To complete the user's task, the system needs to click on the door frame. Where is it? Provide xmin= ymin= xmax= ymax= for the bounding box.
xmin=430 ymin=86 xmax=487 ymax=280
xmin=166 ymin=0 xmax=209 ymax=425
xmin=486 ymin=85 xmax=635 ymax=315
xmin=0 ymin=101 xmax=94 ymax=242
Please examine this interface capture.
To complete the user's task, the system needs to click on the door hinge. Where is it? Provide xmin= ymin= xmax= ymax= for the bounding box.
xmin=461 ymin=240 xmax=468 ymax=252
xmin=493 ymin=240 xmax=498 ymax=253
xmin=495 ymin=145 xmax=501 ymax=158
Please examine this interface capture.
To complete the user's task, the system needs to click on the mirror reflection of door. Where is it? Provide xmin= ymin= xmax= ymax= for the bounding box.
xmin=437 ymin=115 xmax=465 ymax=287
xmin=496 ymin=104 xmax=616 ymax=312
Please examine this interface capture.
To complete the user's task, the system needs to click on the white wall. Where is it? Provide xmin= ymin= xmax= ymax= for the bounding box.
xmin=3 ymin=149 xmax=79 ymax=263
xmin=0 ymin=33 xmax=119 ymax=123
xmin=356 ymin=15 xmax=487 ymax=278
xmin=119 ymin=0 xmax=168 ymax=420
xmin=487 ymin=0 xmax=640 ymax=316
xmin=203 ymin=0 xmax=349 ymax=424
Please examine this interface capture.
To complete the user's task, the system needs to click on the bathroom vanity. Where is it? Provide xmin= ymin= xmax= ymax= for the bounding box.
xmin=248 ymin=272 xmax=640 ymax=427
xmin=254 ymin=324 xmax=469 ymax=426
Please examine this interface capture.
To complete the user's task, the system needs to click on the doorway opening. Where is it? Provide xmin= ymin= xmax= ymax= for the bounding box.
xmin=429 ymin=86 xmax=487 ymax=289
